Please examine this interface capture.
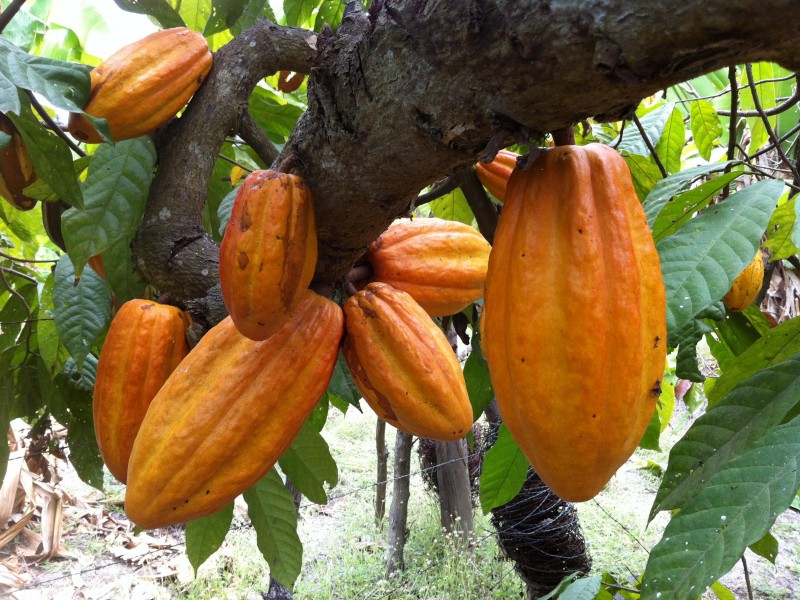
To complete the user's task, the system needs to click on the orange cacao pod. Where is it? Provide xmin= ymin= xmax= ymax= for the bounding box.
xmin=482 ymin=143 xmax=667 ymax=501
xmin=722 ymin=250 xmax=764 ymax=312
xmin=342 ymin=282 xmax=473 ymax=441
xmin=87 ymin=255 xmax=106 ymax=280
xmin=93 ymin=300 xmax=190 ymax=483
xmin=219 ymin=169 xmax=318 ymax=341
xmin=125 ymin=291 xmax=343 ymax=529
xmin=475 ymin=149 xmax=518 ymax=202
xmin=0 ymin=114 xmax=37 ymax=211
xmin=68 ymin=28 xmax=213 ymax=143
xmin=366 ymin=218 xmax=491 ymax=317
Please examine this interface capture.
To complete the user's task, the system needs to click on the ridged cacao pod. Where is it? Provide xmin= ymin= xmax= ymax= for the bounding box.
xmin=366 ymin=218 xmax=491 ymax=317
xmin=125 ymin=291 xmax=343 ymax=529
xmin=475 ymin=150 xmax=518 ymax=202
xmin=722 ymin=250 xmax=764 ymax=312
xmin=219 ymin=169 xmax=318 ymax=341
xmin=93 ymin=300 xmax=190 ymax=483
xmin=482 ymin=143 xmax=667 ymax=501
xmin=342 ymin=282 xmax=473 ymax=441
xmin=68 ymin=28 xmax=213 ymax=143
xmin=0 ymin=114 xmax=37 ymax=211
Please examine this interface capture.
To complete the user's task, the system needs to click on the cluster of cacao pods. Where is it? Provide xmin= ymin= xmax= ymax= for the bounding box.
xmin=68 ymin=27 xmax=213 ymax=143
xmin=0 ymin=114 xmax=37 ymax=211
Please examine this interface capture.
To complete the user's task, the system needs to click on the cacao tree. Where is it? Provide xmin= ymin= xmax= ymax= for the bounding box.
xmin=1 ymin=1 xmax=800 ymax=599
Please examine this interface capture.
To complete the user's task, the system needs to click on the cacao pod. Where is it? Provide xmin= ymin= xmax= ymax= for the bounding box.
xmin=482 ymin=143 xmax=667 ymax=502
xmin=0 ymin=114 xmax=37 ymax=211
xmin=93 ymin=299 xmax=190 ymax=483
xmin=722 ymin=250 xmax=764 ymax=312
xmin=342 ymin=282 xmax=473 ymax=441
xmin=277 ymin=70 xmax=305 ymax=93
xmin=366 ymin=218 xmax=491 ymax=317
xmin=125 ymin=291 xmax=343 ymax=529
xmin=68 ymin=28 xmax=213 ymax=143
xmin=87 ymin=255 xmax=107 ymax=281
xmin=219 ymin=169 xmax=318 ymax=341
xmin=474 ymin=149 xmax=518 ymax=203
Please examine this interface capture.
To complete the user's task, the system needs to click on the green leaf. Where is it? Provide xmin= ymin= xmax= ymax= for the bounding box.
xmin=479 ymin=425 xmax=529 ymax=513
xmin=641 ymin=414 xmax=800 ymax=600
xmin=217 ymin=185 xmax=239 ymax=237
xmin=537 ymin=573 xmax=580 ymax=600
xmin=284 ymin=0 xmax=320 ymax=27
xmin=278 ymin=421 xmax=338 ymax=504
xmin=314 ymin=0 xmax=346 ymax=31
xmin=710 ymin=581 xmax=736 ymax=600
xmin=112 ymin=0 xmax=186 ymax=29
xmin=622 ymin=153 xmax=663 ymax=200
xmin=22 ymin=156 xmax=91 ymax=203
xmin=37 ymin=273 xmax=70 ymax=379
xmin=763 ymin=193 xmax=800 ymax=261
xmin=554 ymin=576 xmax=602 ymax=600
xmin=639 ymin=409 xmax=661 ymax=451
xmin=614 ymin=103 xmax=675 ymax=157
xmin=204 ymin=0 xmax=248 ymax=35
xmin=243 ymin=470 xmax=303 ymax=588
xmin=53 ymin=255 xmax=112 ymax=370
xmin=707 ymin=315 xmax=800 ymax=405
xmin=232 ymin=0 xmax=276 ymax=36
xmin=0 ymin=38 xmax=91 ymax=112
xmin=653 ymin=107 xmax=685 ymax=174
xmin=656 ymin=179 xmax=781 ymax=333
xmin=673 ymin=316 xmax=713 ymax=382
xmin=62 ymin=137 xmax=157 ymax=276
xmin=748 ymin=530 xmax=779 ymax=564
xmin=0 ymin=392 xmax=9 ymax=484
xmin=326 ymin=351 xmax=362 ymax=408
xmin=690 ymin=99 xmax=723 ymax=160
xmin=464 ymin=330 xmax=494 ymax=420
xmin=248 ymin=86 xmax=304 ymax=143
xmin=429 ymin=188 xmax=474 ymax=225
xmin=643 ymin=161 xmax=737 ymax=228
xmin=100 ymin=237 xmax=148 ymax=302
xmin=186 ymin=502 xmax=234 ymax=574
xmin=650 ymin=352 xmax=800 ymax=520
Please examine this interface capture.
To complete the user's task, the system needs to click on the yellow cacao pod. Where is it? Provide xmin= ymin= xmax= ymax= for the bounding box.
xmin=482 ymin=143 xmax=667 ymax=501
xmin=366 ymin=218 xmax=491 ymax=317
xmin=219 ymin=169 xmax=318 ymax=341
xmin=68 ymin=28 xmax=212 ymax=143
xmin=125 ymin=291 xmax=343 ymax=529
xmin=93 ymin=300 xmax=190 ymax=483
xmin=0 ymin=114 xmax=37 ymax=211
xmin=342 ymin=282 xmax=473 ymax=441
xmin=474 ymin=150 xmax=518 ymax=202
xmin=722 ymin=250 xmax=764 ymax=312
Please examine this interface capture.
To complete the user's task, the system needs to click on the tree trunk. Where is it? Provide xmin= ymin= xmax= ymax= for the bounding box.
xmin=434 ymin=438 xmax=474 ymax=545
xmin=375 ymin=418 xmax=389 ymax=527
xmin=386 ymin=430 xmax=413 ymax=575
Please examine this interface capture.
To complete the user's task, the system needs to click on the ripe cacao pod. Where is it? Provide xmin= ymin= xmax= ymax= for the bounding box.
xmin=366 ymin=218 xmax=491 ymax=317
xmin=125 ymin=291 xmax=343 ymax=529
xmin=482 ymin=143 xmax=667 ymax=501
xmin=0 ymin=114 xmax=37 ymax=211
xmin=722 ymin=250 xmax=764 ymax=312
xmin=68 ymin=28 xmax=213 ymax=143
xmin=93 ymin=299 xmax=190 ymax=483
xmin=219 ymin=169 xmax=318 ymax=341
xmin=474 ymin=149 xmax=518 ymax=202
xmin=342 ymin=282 xmax=473 ymax=441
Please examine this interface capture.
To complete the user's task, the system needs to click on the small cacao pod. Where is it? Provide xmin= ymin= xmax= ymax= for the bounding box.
xmin=482 ymin=143 xmax=667 ymax=501
xmin=125 ymin=291 xmax=343 ymax=529
xmin=87 ymin=255 xmax=107 ymax=281
xmin=342 ymin=282 xmax=473 ymax=441
xmin=93 ymin=299 xmax=190 ymax=483
xmin=0 ymin=114 xmax=37 ymax=211
xmin=277 ymin=70 xmax=305 ymax=93
xmin=219 ymin=169 xmax=318 ymax=341
xmin=722 ymin=250 xmax=764 ymax=312
xmin=366 ymin=218 xmax=491 ymax=317
xmin=474 ymin=149 xmax=518 ymax=202
xmin=68 ymin=28 xmax=213 ymax=143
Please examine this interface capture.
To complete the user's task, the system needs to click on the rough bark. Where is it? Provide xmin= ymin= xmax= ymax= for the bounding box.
xmin=133 ymin=0 xmax=800 ymax=325
xmin=375 ymin=418 xmax=389 ymax=526
xmin=386 ymin=430 xmax=413 ymax=575
xmin=434 ymin=439 xmax=474 ymax=545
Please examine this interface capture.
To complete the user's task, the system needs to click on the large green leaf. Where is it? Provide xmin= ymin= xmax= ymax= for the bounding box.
xmin=314 ymin=0 xmax=346 ymax=31
xmin=248 ymin=87 xmax=305 ymax=143
xmin=653 ymin=106 xmax=686 ymax=174
xmin=707 ymin=316 xmax=800 ymax=405
xmin=278 ymin=421 xmax=338 ymax=504
xmin=112 ymin=0 xmax=186 ymax=28
xmin=186 ymin=502 xmax=234 ymax=574
xmin=62 ymin=137 xmax=157 ymax=276
xmin=173 ymin=0 xmax=213 ymax=31
xmin=284 ymin=0 xmax=321 ymax=27
xmin=0 ymin=38 xmax=90 ymax=112
xmin=243 ymin=470 xmax=303 ymax=588
xmin=641 ymin=414 xmax=800 ymax=600
xmin=613 ymin=103 xmax=675 ymax=157
xmin=690 ymin=99 xmax=723 ymax=160
xmin=479 ymin=425 xmax=529 ymax=514
xmin=53 ymin=255 xmax=112 ymax=370
xmin=464 ymin=330 xmax=494 ymax=420
xmin=656 ymin=179 xmax=781 ymax=333
xmin=650 ymin=353 xmax=800 ymax=520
